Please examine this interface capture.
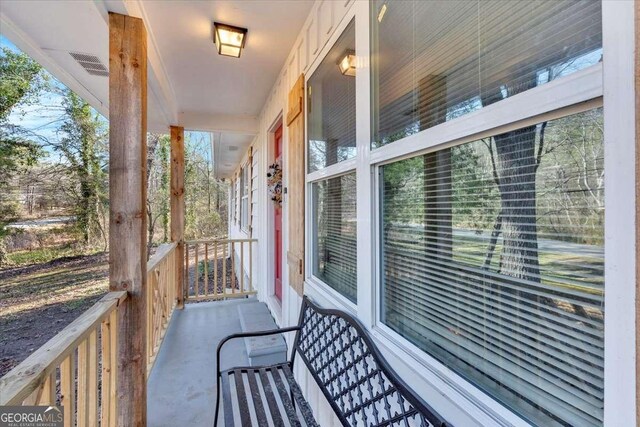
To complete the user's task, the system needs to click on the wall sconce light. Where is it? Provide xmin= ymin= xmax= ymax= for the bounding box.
xmin=338 ymin=50 xmax=356 ymax=76
xmin=213 ymin=22 xmax=247 ymax=58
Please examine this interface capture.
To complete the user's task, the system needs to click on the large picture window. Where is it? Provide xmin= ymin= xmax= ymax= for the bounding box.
xmin=379 ymin=109 xmax=604 ymax=426
xmin=312 ymin=173 xmax=357 ymax=303
xmin=370 ymin=0 xmax=602 ymax=148
xmin=307 ymin=19 xmax=356 ymax=172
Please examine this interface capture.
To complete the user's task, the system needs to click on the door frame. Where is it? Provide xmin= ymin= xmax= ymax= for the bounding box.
xmin=266 ymin=115 xmax=284 ymax=322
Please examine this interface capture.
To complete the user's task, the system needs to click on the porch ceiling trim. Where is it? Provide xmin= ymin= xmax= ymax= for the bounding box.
xmin=179 ymin=113 xmax=259 ymax=135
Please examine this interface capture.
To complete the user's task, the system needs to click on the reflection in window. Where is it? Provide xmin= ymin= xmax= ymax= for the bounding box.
xmin=371 ymin=0 xmax=602 ymax=147
xmin=312 ymin=173 xmax=357 ymax=302
xmin=308 ymin=19 xmax=356 ymax=172
xmin=380 ymin=109 xmax=604 ymax=426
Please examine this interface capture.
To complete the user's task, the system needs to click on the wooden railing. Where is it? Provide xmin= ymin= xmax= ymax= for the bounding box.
xmin=184 ymin=238 xmax=257 ymax=302
xmin=146 ymin=242 xmax=178 ymax=373
xmin=0 ymin=242 xmax=182 ymax=426
xmin=0 ymin=291 xmax=126 ymax=426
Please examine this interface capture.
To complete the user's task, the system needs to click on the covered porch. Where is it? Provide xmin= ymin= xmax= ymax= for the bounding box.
xmin=0 ymin=0 xmax=313 ymax=424
xmin=0 ymin=0 xmax=638 ymax=426
xmin=147 ymin=298 xmax=250 ymax=427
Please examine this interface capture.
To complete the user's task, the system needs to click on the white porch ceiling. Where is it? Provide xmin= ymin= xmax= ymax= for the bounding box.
xmin=0 ymin=0 xmax=313 ymax=175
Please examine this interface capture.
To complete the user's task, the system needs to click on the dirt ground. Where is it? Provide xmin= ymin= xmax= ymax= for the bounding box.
xmin=0 ymin=253 xmax=109 ymax=377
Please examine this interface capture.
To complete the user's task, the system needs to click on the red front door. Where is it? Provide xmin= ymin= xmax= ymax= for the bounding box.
xmin=274 ymin=125 xmax=283 ymax=301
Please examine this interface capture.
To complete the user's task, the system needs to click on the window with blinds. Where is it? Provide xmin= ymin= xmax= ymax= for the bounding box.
xmin=312 ymin=173 xmax=357 ymax=303
xmin=307 ymin=19 xmax=356 ymax=173
xmin=370 ymin=0 xmax=602 ymax=148
xmin=240 ymin=166 xmax=249 ymax=230
xmin=380 ymin=108 xmax=604 ymax=426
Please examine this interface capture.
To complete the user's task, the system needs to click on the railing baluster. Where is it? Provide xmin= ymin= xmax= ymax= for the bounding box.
xmin=249 ymin=240 xmax=253 ymax=293
xmin=101 ymin=315 xmax=112 ymax=427
xmin=88 ymin=330 xmax=98 ymax=426
xmin=38 ymin=371 xmax=56 ymax=406
xmin=60 ymin=352 xmax=76 ymax=427
xmin=77 ymin=339 xmax=89 ymax=427
xmin=194 ymin=243 xmax=199 ymax=298
xmin=240 ymin=241 xmax=244 ymax=293
xmin=214 ymin=241 xmax=219 ymax=298
xmin=223 ymin=241 xmax=227 ymax=294
xmin=204 ymin=243 xmax=209 ymax=297
xmin=185 ymin=243 xmax=189 ymax=300
xmin=109 ymin=309 xmax=117 ymax=425
xmin=231 ymin=241 xmax=235 ymax=294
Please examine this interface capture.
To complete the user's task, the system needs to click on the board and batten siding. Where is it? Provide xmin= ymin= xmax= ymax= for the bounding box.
xmin=225 ymin=1 xmax=366 ymax=425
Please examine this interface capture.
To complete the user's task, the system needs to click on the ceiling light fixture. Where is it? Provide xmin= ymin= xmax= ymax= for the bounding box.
xmin=213 ymin=22 xmax=247 ymax=58
xmin=338 ymin=50 xmax=356 ymax=76
xmin=377 ymin=3 xmax=387 ymax=23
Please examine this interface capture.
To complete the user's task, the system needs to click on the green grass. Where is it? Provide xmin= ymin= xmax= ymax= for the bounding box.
xmin=6 ymin=244 xmax=99 ymax=267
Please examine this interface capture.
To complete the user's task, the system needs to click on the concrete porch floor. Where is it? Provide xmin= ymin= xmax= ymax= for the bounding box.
xmin=147 ymin=298 xmax=256 ymax=427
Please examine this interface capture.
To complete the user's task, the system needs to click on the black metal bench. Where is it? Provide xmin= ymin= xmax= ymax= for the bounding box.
xmin=215 ymin=296 xmax=449 ymax=426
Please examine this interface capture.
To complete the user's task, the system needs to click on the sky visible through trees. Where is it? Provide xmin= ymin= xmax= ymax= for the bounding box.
xmin=0 ymin=36 xmax=228 ymax=266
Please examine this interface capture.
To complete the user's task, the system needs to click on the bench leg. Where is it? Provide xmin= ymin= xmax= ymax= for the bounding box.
xmin=214 ymin=377 xmax=221 ymax=427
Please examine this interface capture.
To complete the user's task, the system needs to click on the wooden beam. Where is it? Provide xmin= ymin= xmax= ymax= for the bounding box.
xmin=170 ymin=125 xmax=185 ymax=308
xmin=108 ymin=12 xmax=147 ymax=426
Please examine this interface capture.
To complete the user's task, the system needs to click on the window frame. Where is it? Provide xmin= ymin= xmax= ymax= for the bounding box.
xmin=304 ymin=8 xmax=359 ymax=314
xmin=302 ymin=1 xmax=636 ymax=425
xmin=371 ymin=105 xmax=605 ymax=426
xmin=309 ymin=170 xmax=359 ymax=308
xmin=240 ymin=164 xmax=249 ymax=232
xmin=365 ymin=5 xmax=607 ymax=423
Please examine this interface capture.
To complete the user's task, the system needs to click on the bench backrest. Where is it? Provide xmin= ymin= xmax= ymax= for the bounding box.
xmin=293 ymin=296 xmax=448 ymax=427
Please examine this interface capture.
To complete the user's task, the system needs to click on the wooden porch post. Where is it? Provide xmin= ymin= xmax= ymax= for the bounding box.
xmin=170 ymin=126 xmax=185 ymax=308
xmin=108 ymin=12 xmax=147 ymax=426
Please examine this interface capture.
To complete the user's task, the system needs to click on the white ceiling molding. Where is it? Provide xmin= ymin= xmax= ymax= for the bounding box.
xmin=178 ymin=112 xmax=259 ymax=135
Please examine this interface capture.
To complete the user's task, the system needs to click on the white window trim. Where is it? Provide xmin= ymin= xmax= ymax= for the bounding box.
xmin=240 ymin=164 xmax=249 ymax=233
xmin=301 ymin=1 xmax=637 ymax=426
xmin=368 ymin=59 xmax=607 ymax=426
xmin=304 ymin=3 xmax=359 ymax=308
xmin=602 ymin=0 xmax=637 ymax=424
xmin=307 ymin=158 xmax=357 ymax=183
xmin=369 ymin=63 xmax=602 ymax=166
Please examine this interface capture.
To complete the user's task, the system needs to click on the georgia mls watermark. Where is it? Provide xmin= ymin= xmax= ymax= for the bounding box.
xmin=0 ymin=406 xmax=63 ymax=427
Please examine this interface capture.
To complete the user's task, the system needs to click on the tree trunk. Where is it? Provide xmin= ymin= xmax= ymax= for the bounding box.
xmin=492 ymin=127 xmax=541 ymax=282
xmin=480 ymin=73 xmax=552 ymax=305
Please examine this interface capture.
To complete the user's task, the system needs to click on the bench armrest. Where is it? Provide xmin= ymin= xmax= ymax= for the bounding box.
xmin=214 ymin=326 xmax=301 ymax=426
xmin=216 ymin=326 xmax=301 ymax=372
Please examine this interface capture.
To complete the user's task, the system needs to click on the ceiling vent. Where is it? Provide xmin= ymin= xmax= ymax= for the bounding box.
xmin=69 ymin=52 xmax=109 ymax=77
xmin=228 ymin=146 xmax=239 ymax=152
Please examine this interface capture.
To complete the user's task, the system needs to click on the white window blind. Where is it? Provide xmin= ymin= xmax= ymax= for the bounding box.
xmin=371 ymin=0 xmax=602 ymax=148
xmin=307 ymin=19 xmax=356 ymax=172
xmin=312 ymin=173 xmax=357 ymax=303
xmin=241 ymin=166 xmax=249 ymax=230
xmin=380 ymin=109 xmax=604 ymax=426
